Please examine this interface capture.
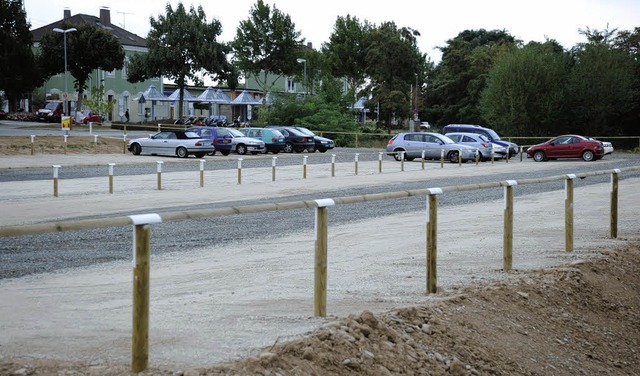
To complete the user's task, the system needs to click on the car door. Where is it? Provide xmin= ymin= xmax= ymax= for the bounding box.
xmin=401 ymin=133 xmax=426 ymax=157
xmin=144 ymin=131 xmax=169 ymax=154
xmin=548 ymin=136 xmax=572 ymax=158
xmin=423 ymin=134 xmax=446 ymax=159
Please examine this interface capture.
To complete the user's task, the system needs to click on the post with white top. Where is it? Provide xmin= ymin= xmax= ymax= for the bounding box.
xmin=610 ymin=169 xmax=620 ymax=239
xmin=421 ymin=150 xmax=426 ymax=170
xmin=331 ymin=154 xmax=336 ymax=177
xmin=199 ymin=160 xmax=205 ymax=188
xmin=123 ymin=134 xmax=127 ymax=154
xmin=63 ymin=135 xmax=68 ymax=154
xmin=303 ymin=156 xmax=308 ymax=179
xmin=52 ymin=165 xmax=61 ymax=197
xmin=354 ymin=153 xmax=359 ymax=175
xmin=440 ymin=149 xmax=444 ymax=168
xmin=565 ymin=174 xmax=576 ymax=252
xmin=314 ymin=198 xmax=335 ymax=317
xmin=272 ymin=157 xmax=277 ymax=181
xmin=458 ymin=149 xmax=462 ymax=166
xmin=503 ymin=180 xmax=517 ymax=272
xmin=93 ymin=135 xmax=99 ymax=153
xmin=426 ymin=188 xmax=442 ymax=294
xmin=129 ymin=213 xmax=162 ymax=373
xmin=89 ymin=121 xmax=93 ymax=135
xmin=379 ymin=152 xmax=383 ymax=173
xmin=30 ymin=135 xmax=35 ymax=155
xmin=237 ymin=158 xmax=243 ymax=185
xmin=108 ymin=163 xmax=115 ymax=194
xmin=520 ymin=146 xmax=524 ymax=162
xmin=491 ymin=148 xmax=495 ymax=164
xmin=156 ymin=161 xmax=163 ymax=190
xmin=400 ymin=152 xmax=405 ymax=172
xmin=475 ymin=149 xmax=479 ymax=166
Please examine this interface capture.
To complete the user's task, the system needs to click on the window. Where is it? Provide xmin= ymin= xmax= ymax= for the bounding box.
xmin=286 ymin=78 xmax=295 ymax=93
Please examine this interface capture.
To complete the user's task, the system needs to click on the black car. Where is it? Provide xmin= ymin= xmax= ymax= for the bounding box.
xmin=291 ymin=126 xmax=335 ymax=153
xmin=265 ymin=126 xmax=315 ymax=153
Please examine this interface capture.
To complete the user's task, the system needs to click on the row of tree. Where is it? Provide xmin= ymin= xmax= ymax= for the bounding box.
xmin=1 ymin=0 xmax=638 ymax=137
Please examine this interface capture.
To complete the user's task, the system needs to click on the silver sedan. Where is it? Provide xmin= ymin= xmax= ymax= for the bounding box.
xmin=127 ymin=131 xmax=216 ymax=158
xmin=386 ymin=132 xmax=478 ymax=163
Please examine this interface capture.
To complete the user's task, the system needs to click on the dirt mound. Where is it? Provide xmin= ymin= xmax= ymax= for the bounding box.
xmin=2 ymin=245 xmax=638 ymax=375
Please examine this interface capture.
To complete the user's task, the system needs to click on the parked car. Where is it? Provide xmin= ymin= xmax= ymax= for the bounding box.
xmin=290 ymin=126 xmax=335 ymax=153
xmin=239 ymin=127 xmax=285 ymax=154
xmin=386 ymin=132 xmax=478 ymax=163
xmin=445 ymin=132 xmax=504 ymax=161
xmin=0 ymin=110 xmax=7 ymax=120
xmin=588 ymin=137 xmax=614 ymax=156
xmin=127 ymin=130 xmax=215 ymax=158
xmin=217 ymin=127 xmax=265 ymax=155
xmin=264 ymin=125 xmax=315 ymax=153
xmin=186 ymin=125 xmax=233 ymax=156
xmin=74 ymin=111 xmax=103 ymax=124
xmin=36 ymin=101 xmax=63 ymax=122
xmin=442 ymin=124 xmax=519 ymax=158
xmin=526 ymin=135 xmax=605 ymax=162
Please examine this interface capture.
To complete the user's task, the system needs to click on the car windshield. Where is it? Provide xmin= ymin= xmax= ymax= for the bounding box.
xmin=270 ymin=129 xmax=284 ymax=137
xmin=44 ymin=102 xmax=59 ymax=110
xmin=478 ymin=135 xmax=490 ymax=142
xmin=437 ymin=134 xmax=456 ymax=144
xmin=286 ymin=128 xmax=305 ymax=136
xmin=295 ymin=127 xmax=315 ymax=136
xmin=485 ymin=128 xmax=501 ymax=140
xmin=227 ymin=128 xmax=244 ymax=137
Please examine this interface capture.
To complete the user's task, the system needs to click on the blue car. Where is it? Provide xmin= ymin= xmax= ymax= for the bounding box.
xmin=442 ymin=124 xmax=519 ymax=158
xmin=186 ymin=126 xmax=233 ymax=156
xmin=239 ymin=127 xmax=285 ymax=154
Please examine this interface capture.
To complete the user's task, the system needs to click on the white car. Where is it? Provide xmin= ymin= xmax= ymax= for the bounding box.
xmin=127 ymin=130 xmax=215 ymax=158
xmin=588 ymin=138 xmax=613 ymax=156
xmin=218 ymin=127 xmax=266 ymax=155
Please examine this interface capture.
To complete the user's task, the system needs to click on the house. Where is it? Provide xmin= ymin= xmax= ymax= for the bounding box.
xmin=30 ymin=7 xmax=163 ymax=123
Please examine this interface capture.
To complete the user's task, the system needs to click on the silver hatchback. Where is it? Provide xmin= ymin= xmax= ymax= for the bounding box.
xmin=386 ymin=132 xmax=477 ymax=163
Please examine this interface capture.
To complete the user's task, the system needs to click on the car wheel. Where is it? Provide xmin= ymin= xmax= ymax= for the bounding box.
xmin=221 ymin=150 xmax=231 ymax=156
xmin=448 ymin=151 xmax=460 ymax=163
xmin=393 ymin=149 xmax=404 ymax=161
xmin=236 ymin=144 xmax=247 ymax=155
xmin=582 ymin=150 xmax=595 ymax=161
xmin=250 ymin=151 xmax=259 ymax=155
xmin=207 ymin=150 xmax=216 ymax=156
xmin=130 ymin=143 xmax=141 ymax=155
xmin=272 ymin=149 xmax=280 ymax=154
xmin=318 ymin=148 xmax=327 ymax=153
xmin=194 ymin=153 xmax=205 ymax=158
xmin=283 ymin=142 xmax=294 ymax=153
xmin=294 ymin=148 xmax=303 ymax=153
xmin=308 ymin=145 xmax=316 ymax=153
xmin=176 ymin=147 xmax=189 ymax=158
xmin=260 ymin=147 xmax=268 ymax=154
xmin=533 ymin=150 xmax=545 ymax=162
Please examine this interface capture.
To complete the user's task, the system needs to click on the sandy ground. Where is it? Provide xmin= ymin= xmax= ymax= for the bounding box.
xmin=0 ymin=153 xmax=639 ymax=370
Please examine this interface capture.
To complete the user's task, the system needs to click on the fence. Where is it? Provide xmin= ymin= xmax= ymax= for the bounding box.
xmin=1 ymin=164 xmax=638 ymax=372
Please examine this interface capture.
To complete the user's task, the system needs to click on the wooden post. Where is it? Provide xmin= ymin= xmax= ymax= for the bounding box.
xmin=93 ymin=135 xmax=98 ymax=153
xmin=272 ymin=156 xmax=277 ymax=181
xmin=199 ymin=160 xmax=205 ymax=188
xmin=400 ymin=152 xmax=404 ymax=172
xmin=123 ymin=134 xmax=127 ymax=154
xmin=565 ymin=174 xmax=575 ymax=252
xmin=63 ymin=135 xmax=68 ymax=154
xmin=314 ymin=199 xmax=334 ymax=317
xmin=475 ymin=149 xmax=479 ymax=165
xmin=303 ymin=156 xmax=308 ymax=179
xmin=30 ymin=135 xmax=35 ymax=155
xmin=426 ymin=188 xmax=442 ymax=294
xmin=520 ymin=146 xmax=524 ymax=162
xmin=440 ymin=149 xmax=444 ymax=168
xmin=491 ymin=148 xmax=495 ymax=164
xmin=610 ymin=169 xmax=620 ymax=239
xmin=355 ymin=133 xmax=359 ymax=148
xmin=503 ymin=180 xmax=517 ymax=272
xmin=354 ymin=153 xmax=359 ymax=175
xmin=379 ymin=152 xmax=383 ymax=173
xmin=458 ymin=149 xmax=462 ymax=166
xmin=52 ymin=165 xmax=60 ymax=197
xmin=129 ymin=214 xmax=161 ymax=373
xmin=108 ymin=163 xmax=115 ymax=194
xmin=237 ymin=158 xmax=243 ymax=185
xmin=331 ymin=154 xmax=336 ymax=177
xmin=421 ymin=150 xmax=425 ymax=170
xmin=156 ymin=161 xmax=163 ymax=191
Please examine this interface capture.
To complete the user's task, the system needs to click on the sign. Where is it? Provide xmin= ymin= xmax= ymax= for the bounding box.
xmin=61 ymin=116 xmax=71 ymax=130
xmin=62 ymin=92 xmax=68 ymax=100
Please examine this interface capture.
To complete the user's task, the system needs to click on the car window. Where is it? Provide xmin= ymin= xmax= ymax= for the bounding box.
xmin=202 ymin=129 xmax=213 ymax=137
xmin=405 ymin=134 xmax=422 ymax=142
xmin=555 ymin=136 xmax=572 ymax=144
xmin=296 ymin=127 xmax=314 ymax=136
xmin=228 ymin=128 xmax=244 ymax=137
xmin=167 ymin=133 xmax=178 ymax=139
xmin=447 ymin=134 xmax=460 ymax=142
xmin=463 ymin=135 xmax=476 ymax=142
xmin=216 ymin=128 xmax=231 ymax=137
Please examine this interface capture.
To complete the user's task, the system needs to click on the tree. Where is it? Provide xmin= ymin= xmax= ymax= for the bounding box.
xmin=128 ymin=2 xmax=237 ymax=119
xmin=322 ymin=15 xmax=372 ymax=103
xmin=0 ymin=0 xmax=41 ymax=112
xmin=82 ymin=84 xmax=116 ymax=116
xmin=37 ymin=23 xmax=124 ymax=117
xmin=480 ymin=41 xmax=572 ymax=137
xmin=231 ymin=0 xmax=302 ymax=101
xmin=425 ymin=29 xmax=518 ymax=128
xmin=364 ymin=22 xmax=426 ymax=131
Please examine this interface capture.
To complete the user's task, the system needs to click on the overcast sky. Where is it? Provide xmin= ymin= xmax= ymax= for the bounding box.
xmin=24 ymin=0 xmax=639 ymax=62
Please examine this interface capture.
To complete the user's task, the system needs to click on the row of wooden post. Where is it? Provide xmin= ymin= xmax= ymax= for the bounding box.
xmin=30 ymin=134 xmax=103 ymax=155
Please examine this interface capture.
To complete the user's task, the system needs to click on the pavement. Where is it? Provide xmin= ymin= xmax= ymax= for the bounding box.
xmin=0 ymin=153 xmax=639 ymax=369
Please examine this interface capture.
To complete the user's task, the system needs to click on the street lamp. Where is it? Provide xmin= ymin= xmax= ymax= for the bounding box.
xmin=52 ymin=27 xmax=77 ymax=116
xmin=296 ymin=58 xmax=307 ymax=96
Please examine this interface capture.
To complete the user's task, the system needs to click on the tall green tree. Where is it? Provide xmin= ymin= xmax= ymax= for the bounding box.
xmin=0 ymin=0 xmax=40 ymax=111
xmin=231 ymin=0 xmax=302 ymax=101
xmin=38 ymin=23 xmax=124 ymax=116
xmin=128 ymin=2 xmax=237 ymax=119
xmin=322 ymin=15 xmax=372 ymax=104
xmin=364 ymin=22 xmax=425 ymax=131
xmin=425 ymin=29 xmax=518 ymax=128
xmin=480 ymin=41 xmax=572 ymax=137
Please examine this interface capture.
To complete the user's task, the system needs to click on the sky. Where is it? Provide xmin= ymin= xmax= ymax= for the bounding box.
xmin=24 ymin=0 xmax=639 ymax=63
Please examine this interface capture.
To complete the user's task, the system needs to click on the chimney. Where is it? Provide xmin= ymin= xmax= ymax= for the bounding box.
xmin=99 ymin=7 xmax=111 ymax=26
xmin=63 ymin=8 xmax=71 ymax=19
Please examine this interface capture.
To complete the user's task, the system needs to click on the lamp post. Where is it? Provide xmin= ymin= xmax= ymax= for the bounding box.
xmin=296 ymin=58 xmax=307 ymax=96
xmin=52 ymin=27 xmax=77 ymax=116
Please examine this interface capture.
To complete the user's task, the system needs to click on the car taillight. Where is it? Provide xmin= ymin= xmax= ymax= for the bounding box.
xmin=387 ymin=139 xmax=394 ymax=145
xmin=481 ymin=143 xmax=488 ymax=148
xmin=272 ymin=137 xmax=277 ymax=142
xmin=195 ymin=141 xmax=202 ymax=146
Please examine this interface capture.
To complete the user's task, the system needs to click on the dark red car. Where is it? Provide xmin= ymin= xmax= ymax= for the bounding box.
xmin=75 ymin=111 xmax=103 ymax=124
xmin=527 ymin=135 xmax=604 ymax=162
